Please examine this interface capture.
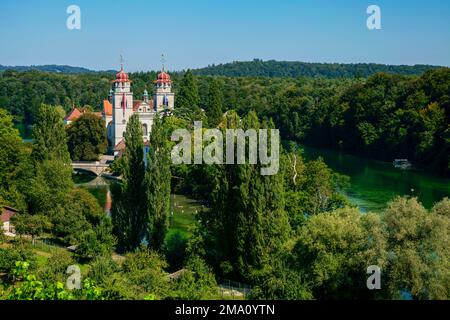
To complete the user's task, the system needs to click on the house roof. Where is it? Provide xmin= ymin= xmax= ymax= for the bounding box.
xmin=64 ymin=107 xmax=82 ymax=121
xmin=114 ymin=139 xmax=126 ymax=152
xmin=1 ymin=206 xmax=18 ymax=223
xmin=103 ymin=100 xmax=113 ymax=116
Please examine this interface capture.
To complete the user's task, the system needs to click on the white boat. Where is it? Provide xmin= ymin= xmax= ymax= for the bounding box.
xmin=393 ymin=159 xmax=412 ymax=170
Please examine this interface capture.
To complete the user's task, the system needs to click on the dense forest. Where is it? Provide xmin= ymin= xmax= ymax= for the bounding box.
xmin=193 ymin=59 xmax=443 ymax=78
xmin=1 ymin=66 xmax=448 ymax=175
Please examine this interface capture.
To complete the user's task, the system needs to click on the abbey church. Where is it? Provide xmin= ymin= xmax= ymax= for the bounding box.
xmin=101 ymin=65 xmax=174 ymax=154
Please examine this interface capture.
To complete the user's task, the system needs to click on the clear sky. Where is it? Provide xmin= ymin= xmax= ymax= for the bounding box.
xmin=0 ymin=0 xmax=449 ymax=71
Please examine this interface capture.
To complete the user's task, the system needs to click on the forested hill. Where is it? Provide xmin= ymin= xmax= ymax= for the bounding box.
xmin=0 ymin=64 xmax=110 ymax=74
xmin=192 ymin=59 xmax=443 ymax=78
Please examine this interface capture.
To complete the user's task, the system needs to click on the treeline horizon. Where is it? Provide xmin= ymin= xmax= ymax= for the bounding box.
xmin=1 ymin=59 xmax=446 ymax=77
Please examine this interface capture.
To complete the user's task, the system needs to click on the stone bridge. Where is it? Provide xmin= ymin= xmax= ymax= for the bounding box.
xmin=71 ymin=156 xmax=114 ymax=176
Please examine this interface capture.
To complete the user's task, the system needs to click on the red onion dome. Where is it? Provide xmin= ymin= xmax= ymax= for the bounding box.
xmin=114 ymin=69 xmax=130 ymax=83
xmin=154 ymin=71 xmax=172 ymax=84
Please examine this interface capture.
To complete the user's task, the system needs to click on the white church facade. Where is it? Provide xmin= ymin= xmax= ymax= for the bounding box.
xmin=102 ymin=65 xmax=174 ymax=154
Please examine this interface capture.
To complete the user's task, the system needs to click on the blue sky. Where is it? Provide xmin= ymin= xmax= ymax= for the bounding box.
xmin=0 ymin=0 xmax=449 ymax=71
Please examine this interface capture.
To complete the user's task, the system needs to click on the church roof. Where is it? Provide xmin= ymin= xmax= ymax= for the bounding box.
xmin=103 ymin=100 xmax=113 ymax=116
xmin=154 ymin=71 xmax=172 ymax=84
xmin=114 ymin=67 xmax=131 ymax=83
xmin=133 ymin=100 xmax=142 ymax=111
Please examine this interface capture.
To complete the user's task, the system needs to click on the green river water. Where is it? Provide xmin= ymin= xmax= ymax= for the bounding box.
xmin=301 ymin=145 xmax=449 ymax=212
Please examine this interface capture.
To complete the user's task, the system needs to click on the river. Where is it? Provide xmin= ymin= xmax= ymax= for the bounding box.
xmin=301 ymin=145 xmax=449 ymax=212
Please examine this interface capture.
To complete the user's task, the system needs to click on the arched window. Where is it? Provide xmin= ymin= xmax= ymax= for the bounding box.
xmin=143 ymin=123 xmax=148 ymax=136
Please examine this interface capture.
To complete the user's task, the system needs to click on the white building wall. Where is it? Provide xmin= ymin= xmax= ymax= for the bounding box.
xmin=112 ymin=82 xmax=134 ymax=147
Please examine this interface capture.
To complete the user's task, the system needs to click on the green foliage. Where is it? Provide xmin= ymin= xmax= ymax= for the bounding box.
xmin=193 ymin=111 xmax=290 ymax=282
xmin=31 ymin=104 xmax=71 ymax=164
xmin=87 ymin=254 xmax=118 ymax=285
xmin=0 ymin=109 xmax=30 ymax=211
xmin=165 ymin=231 xmax=188 ymax=271
xmin=292 ymin=207 xmax=385 ymax=299
xmin=193 ymin=59 xmax=441 ymax=78
xmin=12 ymin=214 xmax=51 ymax=244
xmin=146 ymin=115 xmax=171 ymax=251
xmin=7 ymin=261 xmax=74 ymax=300
xmin=67 ymin=112 xmax=107 ymax=161
xmin=38 ymin=249 xmax=74 ymax=283
xmin=206 ymin=78 xmax=224 ymax=127
xmin=382 ymin=197 xmax=450 ymax=299
xmin=0 ymin=108 xmax=20 ymax=138
xmin=26 ymin=159 xmax=73 ymax=214
xmin=121 ymin=248 xmax=170 ymax=299
xmin=170 ymin=256 xmax=219 ymax=300
xmin=175 ymin=70 xmax=204 ymax=122
xmin=0 ymin=245 xmax=36 ymax=275
xmin=111 ymin=114 xmax=147 ymax=251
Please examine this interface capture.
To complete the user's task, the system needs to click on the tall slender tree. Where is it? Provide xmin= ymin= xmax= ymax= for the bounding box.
xmin=111 ymin=114 xmax=147 ymax=251
xmin=207 ymin=78 xmax=224 ymax=127
xmin=175 ymin=70 xmax=203 ymax=122
xmin=194 ymin=111 xmax=290 ymax=282
xmin=145 ymin=115 xmax=171 ymax=251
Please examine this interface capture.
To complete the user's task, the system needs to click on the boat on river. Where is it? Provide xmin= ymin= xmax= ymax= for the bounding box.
xmin=393 ymin=159 xmax=412 ymax=170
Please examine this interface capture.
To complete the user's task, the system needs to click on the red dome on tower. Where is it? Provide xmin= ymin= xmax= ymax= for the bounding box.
xmin=155 ymin=71 xmax=172 ymax=84
xmin=114 ymin=67 xmax=131 ymax=83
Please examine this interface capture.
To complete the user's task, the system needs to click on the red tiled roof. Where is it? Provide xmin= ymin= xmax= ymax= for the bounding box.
xmin=1 ymin=206 xmax=18 ymax=223
xmin=114 ymin=139 xmax=126 ymax=151
xmin=103 ymin=100 xmax=112 ymax=116
xmin=64 ymin=108 xmax=82 ymax=121
xmin=133 ymin=100 xmax=142 ymax=111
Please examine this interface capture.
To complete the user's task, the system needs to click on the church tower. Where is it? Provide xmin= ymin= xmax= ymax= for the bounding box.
xmin=112 ymin=64 xmax=134 ymax=147
xmin=153 ymin=61 xmax=174 ymax=112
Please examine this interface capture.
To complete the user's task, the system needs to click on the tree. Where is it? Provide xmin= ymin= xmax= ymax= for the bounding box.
xmin=121 ymin=247 xmax=170 ymax=299
xmin=170 ymin=256 xmax=219 ymax=299
xmin=111 ymin=114 xmax=147 ymax=251
xmin=12 ymin=214 xmax=52 ymax=244
xmin=207 ymin=78 xmax=224 ymax=127
xmin=175 ymin=70 xmax=202 ymax=121
xmin=193 ymin=111 xmax=290 ymax=282
xmin=292 ymin=207 xmax=386 ymax=299
xmin=0 ymin=109 xmax=30 ymax=211
xmin=382 ymin=197 xmax=450 ymax=299
xmin=31 ymin=104 xmax=71 ymax=164
xmin=67 ymin=112 xmax=107 ymax=161
xmin=26 ymin=104 xmax=73 ymax=214
xmin=0 ymin=108 xmax=20 ymax=139
xmin=146 ymin=115 xmax=171 ymax=251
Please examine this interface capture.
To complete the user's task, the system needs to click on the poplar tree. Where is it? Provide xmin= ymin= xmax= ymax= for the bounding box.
xmin=207 ymin=78 xmax=224 ymax=127
xmin=111 ymin=114 xmax=147 ymax=251
xmin=197 ymin=111 xmax=290 ymax=282
xmin=175 ymin=70 xmax=202 ymax=122
xmin=145 ymin=115 xmax=171 ymax=251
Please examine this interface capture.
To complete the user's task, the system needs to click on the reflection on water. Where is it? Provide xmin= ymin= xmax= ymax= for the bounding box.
xmin=301 ymin=145 xmax=450 ymax=212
